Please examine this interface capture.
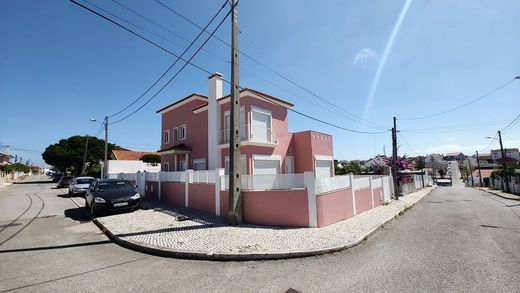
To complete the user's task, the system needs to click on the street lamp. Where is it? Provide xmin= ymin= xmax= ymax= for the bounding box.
xmin=90 ymin=116 xmax=109 ymax=178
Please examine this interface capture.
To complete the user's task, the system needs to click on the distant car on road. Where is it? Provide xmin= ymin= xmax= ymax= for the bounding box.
xmin=56 ymin=176 xmax=73 ymax=188
xmin=52 ymin=173 xmax=63 ymax=183
xmin=84 ymin=178 xmax=140 ymax=217
xmin=68 ymin=176 xmax=95 ymax=196
xmin=436 ymin=178 xmax=452 ymax=186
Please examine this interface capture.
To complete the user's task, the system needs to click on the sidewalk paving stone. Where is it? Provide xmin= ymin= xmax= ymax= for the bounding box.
xmin=91 ymin=187 xmax=436 ymax=260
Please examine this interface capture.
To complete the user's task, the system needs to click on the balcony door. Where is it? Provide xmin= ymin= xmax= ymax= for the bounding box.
xmin=251 ymin=106 xmax=271 ymax=143
xmin=224 ymin=107 xmax=245 ymax=143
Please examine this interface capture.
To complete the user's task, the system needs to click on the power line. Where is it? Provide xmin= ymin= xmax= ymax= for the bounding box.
xmin=480 ymin=132 xmax=498 ymax=152
xmin=109 ymin=4 xmax=233 ymax=124
xmin=70 ymin=0 xmax=386 ymax=135
xmin=95 ymin=0 xmax=229 ymax=118
xmin=400 ymin=78 xmax=517 ymax=121
xmin=112 ymin=0 xmax=381 ymax=128
xmin=501 ymin=113 xmax=520 ymax=133
xmin=153 ymin=0 xmax=387 ymax=131
xmin=109 ymin=0 xmax=230 ymax=64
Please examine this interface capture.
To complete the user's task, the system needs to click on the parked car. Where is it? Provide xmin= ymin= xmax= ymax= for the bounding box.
xmin=52 ymin=173 xmax=63 ymax=183
xmin=436 ymin=178 xmax=452 ymax=186
xmin=85 ymin=178 xmax=140 ymax=217
xmin=56 ymin=176 xmax=73 ymax=188
xmin=68 ymin=176 xmax=95 ymax=196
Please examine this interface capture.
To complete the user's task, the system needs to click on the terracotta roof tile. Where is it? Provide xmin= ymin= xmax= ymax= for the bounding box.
xmin=111 ymin=150 xmax=158 ymax=161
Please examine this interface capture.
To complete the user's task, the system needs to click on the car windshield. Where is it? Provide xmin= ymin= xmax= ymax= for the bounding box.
xmin=76 ymin=179 xmax=94 ymax=184
xmin=97 ymin=181 xmax=133 ymax=192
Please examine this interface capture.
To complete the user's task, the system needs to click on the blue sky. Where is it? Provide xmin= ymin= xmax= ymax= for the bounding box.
xmin=1 ymin=0 xmax=519 ymax=167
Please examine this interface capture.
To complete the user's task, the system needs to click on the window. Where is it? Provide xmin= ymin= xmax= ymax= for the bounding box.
xmin=193 ymin=159 xmax=206 ymax=171
xmin=251 ymin=106 xmax=272 ymax=143
xmin=223 ymin=107 xmax=245 ymax=143
xmin=224 ymin=155 xmax=246 ymax=175
xmin=163 ymin=129 xmax=170 ymax=144
xmin=173 ymin=127 xmax=178 ymax=145
xmin=180 ymin=125 xmax=187 ymax=140
xmin=179 ymin=160 xmax=186 ymax=171
xmin=163 ymin=162 xmax=169 ymax=172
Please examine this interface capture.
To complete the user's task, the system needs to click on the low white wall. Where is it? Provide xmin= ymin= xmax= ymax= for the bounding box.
xmin=107 ymin=160 xmax=160 ymax=175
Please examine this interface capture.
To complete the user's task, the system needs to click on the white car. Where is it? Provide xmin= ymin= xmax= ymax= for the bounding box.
xmin=68 ymin=177 xmax=95 ymax=196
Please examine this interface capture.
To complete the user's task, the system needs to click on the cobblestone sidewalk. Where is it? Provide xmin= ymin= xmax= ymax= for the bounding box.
xmin=93 ymin=187 xmax=436 ymax=260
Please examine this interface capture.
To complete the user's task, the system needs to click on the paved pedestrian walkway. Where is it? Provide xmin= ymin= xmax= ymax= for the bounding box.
xmin=83 ymin=187 xmax=436 ymax=260
xmin=477 ymin=187 xmax=520 ymax=201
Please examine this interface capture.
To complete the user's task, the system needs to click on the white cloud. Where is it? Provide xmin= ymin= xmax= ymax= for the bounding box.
xmin=353 ymin=48 xmax=377 ymax=64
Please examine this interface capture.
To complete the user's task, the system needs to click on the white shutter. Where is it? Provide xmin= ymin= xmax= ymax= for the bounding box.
xmin=253 ymin=160 xmax=279 ymax=175
xmin=315 ymin=160 xmax=332 ymax=178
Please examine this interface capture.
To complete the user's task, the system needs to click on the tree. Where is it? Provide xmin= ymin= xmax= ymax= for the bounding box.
xmin=140 ymin=154 xmax=161 ymax=164
xmin=344 ymin=161 xmax=363 ymax=175
xmin=42 ymin=135 xmax=118 ymax=175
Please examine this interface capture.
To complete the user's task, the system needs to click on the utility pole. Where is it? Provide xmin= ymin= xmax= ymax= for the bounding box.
xmin=391 ymin=117 xmax=399 ymax=199
xmin=467 ymin=159 xmax=474 ymax=187
xmin=228 ymin=0 xmax=242 ymax=225
xmin=104 ymin=116 xmax=108 ymax=179
xmin=81 ymin=135 xmax=90 ymax=175
xmin=497 ymin=130 xmax=509 ymax=192
xmin=475 ymin=150 xmax=483 ymax=187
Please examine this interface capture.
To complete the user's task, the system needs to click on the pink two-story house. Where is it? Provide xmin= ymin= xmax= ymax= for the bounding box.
xmin=156 ymin=73 xmax=334 ymax=177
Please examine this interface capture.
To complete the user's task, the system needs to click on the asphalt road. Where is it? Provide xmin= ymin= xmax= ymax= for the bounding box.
xmin=1 ymin=176 xmax=519 ymax=292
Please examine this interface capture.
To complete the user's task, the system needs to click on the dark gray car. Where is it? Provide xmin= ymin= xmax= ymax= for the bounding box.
xmin=85 ymin=178 xmax=140 ymax=217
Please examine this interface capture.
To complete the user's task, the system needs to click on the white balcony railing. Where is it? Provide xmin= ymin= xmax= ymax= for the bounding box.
xmin=219 ymin=124 xmax=276 ymax=145
xmin=220 ymin=173 xmax=306 ymax=191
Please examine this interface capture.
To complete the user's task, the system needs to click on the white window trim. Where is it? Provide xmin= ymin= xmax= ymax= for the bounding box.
xmin=180 ymin=124 xmax=187 ymax=141
xmin=173 ymin=127 xmax=178 ymax=145
xmin=252 ymin=154 xmax=280 ymax=175
xmin=251 ymin=106 xmax=273 ymax=143
xmin=163 ymin=129 xmax=170 ymax=144
xmin=314 ymin=155 xmax=333 ymax=161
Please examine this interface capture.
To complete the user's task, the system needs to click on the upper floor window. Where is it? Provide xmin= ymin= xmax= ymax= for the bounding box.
xmin=180 ymin=125 xmax=187 ymax=140
xmin=163 ymin=130 xmax=170 ymax=144
xmin=173 ymin=127 xmax=179 ymax=145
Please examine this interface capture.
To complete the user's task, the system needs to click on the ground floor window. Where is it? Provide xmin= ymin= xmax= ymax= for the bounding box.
xmin=224 ymin=155 xmax=246 ymax=175
xmin=252 ymin=154 xmax=280 ymax=175
xmin=163 ymin=162 xmax=169 ymax=172
xmin=193 ymin=158 xmax=206 ymax=171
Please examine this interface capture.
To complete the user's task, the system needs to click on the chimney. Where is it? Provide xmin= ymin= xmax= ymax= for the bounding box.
xmin=208 ymin=72 xmax=223 ymax=170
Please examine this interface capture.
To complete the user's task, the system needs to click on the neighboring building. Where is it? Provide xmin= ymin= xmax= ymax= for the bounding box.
xmin=111 ymin=149 xmax=158 ymax=161
xmin=444 ymin=152 xmax=465 ymax=161
xmin=156 ymin=72 xmax=334 ymax=177
xmin=107 ymin=149 xmax=160 ymax=176
xmin=490 ymin=148 xmax=520 ymax=162
xmin=425 ymin=153 xmax=444 ymax=165
xmin=364 ymin=156 xmax=386 ymax=168
xmin=0 ymin=152 xmax=12 ymax=165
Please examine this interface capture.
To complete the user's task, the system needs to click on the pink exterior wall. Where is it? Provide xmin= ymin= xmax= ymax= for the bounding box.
xmin=220 ymin=191 xmax=229 ymax=218
xmin=373 ymin=187 xmax=383 ymax=207
xmin=292 ymin=130 xmax=334 ymax=174
xmin=161 ymin=182 xmax=185 ymax=206
xmin=316 ymin=188 xmax=354 ymax=227
xmin=188 ymin=184 xmax=216 ymax=214
xmin=355 ymin=188 xmax=373 ymax=214
xmin=242 ymin=189 xmax=309 ymax=227
xmin=218 ymin=94 xmax=294 ymax=174
xmin=160 ymin=97 xmax=208 ymax=170
xmin=145 ymin=181 xmax=159 ymax=201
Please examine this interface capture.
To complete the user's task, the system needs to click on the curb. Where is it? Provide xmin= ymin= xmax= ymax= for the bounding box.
xmin=83 ymin=188 xmax=437 ymax=261
xmin=0 ymin=183 xmax=13 ymax=190
xmin=477 ymin=188 xmax=520 ymax=202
